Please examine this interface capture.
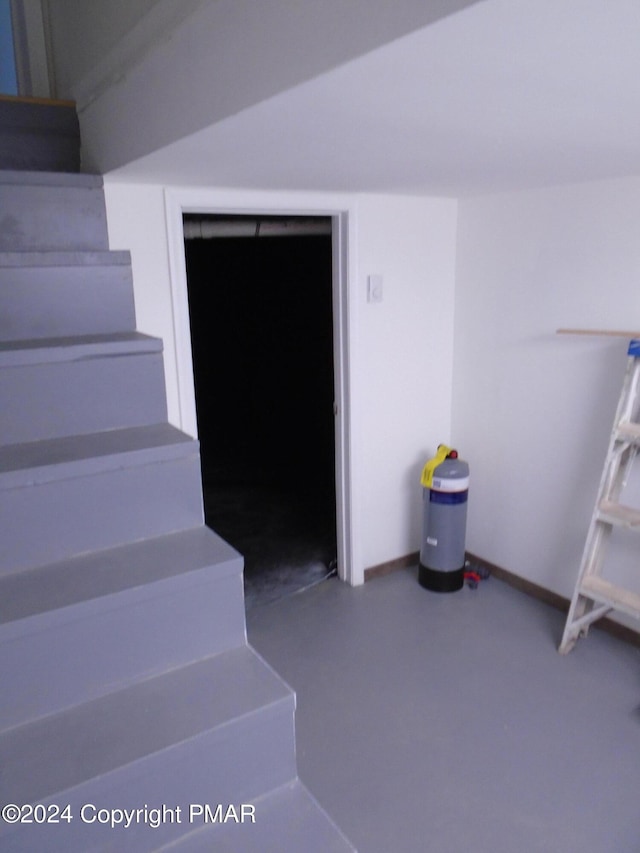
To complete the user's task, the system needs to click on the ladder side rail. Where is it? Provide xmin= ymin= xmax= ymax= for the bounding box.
xmin=559 ymin=522 xmax=613 ymax=653
xmin=600 ymin=442 xmax=637 ymax=511
xmin=617 ymin=443 xmax=639 ymax=497
xmin=588 ymin=355 xmax=638 ymax=507
xmin=574 ymin=422 xmax=628 ymax=590
xmin=626 ymin=355 xmax=640 ymax=424
xmin=604 ymin=356 xmax=640 ymax=518
xmin=616 ymin=354 xmax=640 ymax=427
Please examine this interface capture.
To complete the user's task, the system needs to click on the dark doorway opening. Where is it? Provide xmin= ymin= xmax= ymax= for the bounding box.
xmin=183 ymin=214 xmax=337 ymax=608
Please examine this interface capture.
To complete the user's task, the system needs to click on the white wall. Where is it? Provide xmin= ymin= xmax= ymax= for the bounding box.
xmin=103 ymin=181 xmax=457 ymax=583
xmin=104 ymin=173 xmax=640 ymax=604
xmin=103 ymin=182 xmax=181 ymax=424
xmin=356 ymin=195 xmax=457 ymax=569
xmin=452 ymin=177 xmax=640 ymax=604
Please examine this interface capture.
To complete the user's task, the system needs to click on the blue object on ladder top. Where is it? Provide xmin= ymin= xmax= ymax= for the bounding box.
xmin=628 ymin=339 xmax=640 ymax=357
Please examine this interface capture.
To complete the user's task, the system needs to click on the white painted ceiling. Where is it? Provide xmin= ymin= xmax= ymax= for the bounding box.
xmin=112 ymin=0 xmax=640 ymax=196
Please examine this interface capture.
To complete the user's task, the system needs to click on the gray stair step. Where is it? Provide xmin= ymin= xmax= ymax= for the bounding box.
xmin=0 ymin=98 xmax=79 ymax=173
xmin=0 ymin=171 xmax=108 ymax=251
xmin=0 ymin=526 xmax=245 ymax=730
xmin=0 ymin=333 xmax=167 ymax=443
xmin=0 ymin=251 xmax=135 ymax=340
xmin=0 ymin=647 xmax=297 ymax=852
xmin=0 ymin=133 xmax=80 ymax=174
xmin=163 ymin=779 xmax=356 ymax=852
xmin=0 ymin=424 xmax=204 ymax=573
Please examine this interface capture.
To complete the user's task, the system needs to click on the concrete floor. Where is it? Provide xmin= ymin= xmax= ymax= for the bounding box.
xmin=247 ymin=568 xmax=640 ymax=853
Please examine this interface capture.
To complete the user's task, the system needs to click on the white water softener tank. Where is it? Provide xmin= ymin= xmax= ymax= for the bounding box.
xmin=418 ymin=445 xmax=469 ymax=592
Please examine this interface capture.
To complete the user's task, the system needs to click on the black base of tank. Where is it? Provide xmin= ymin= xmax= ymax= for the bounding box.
xmin=418 ymin=563 xmax=464 ymax=592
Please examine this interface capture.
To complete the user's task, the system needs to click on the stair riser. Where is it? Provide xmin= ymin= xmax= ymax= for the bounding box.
xmin=0 ymin=133 xmax=80 ymax=173
xmin=0 ymin=353 xmax=168 ymax=444
xmin=0 ymin=184 xmax=108 ymax=252
xmin=0 ymin=101 xmax=78 ymax=130
xmin=0 ymin=569 xmax=245 ymax=731
xmin=1 ymin=700 xmax=296 ymax=852
xmin=0 ymin=455 xmax=204 ymax=573
xmin=0 ymin=264 xmax=135 ymax=340
xmin=0 ymin=102 xmax=79 ymax=176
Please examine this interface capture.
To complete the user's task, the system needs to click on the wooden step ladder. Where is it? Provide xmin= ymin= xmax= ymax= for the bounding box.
xmin=559 ymin=338 xmax=640 ymax=653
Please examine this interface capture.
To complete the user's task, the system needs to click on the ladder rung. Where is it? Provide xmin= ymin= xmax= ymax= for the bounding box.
xmin=615 ymin=421 xmax=640 ymax=443
xmin=580 ymin=576 xmax=640 ymax=619
xmin=597 ymin=500 xmax=640 ymax=528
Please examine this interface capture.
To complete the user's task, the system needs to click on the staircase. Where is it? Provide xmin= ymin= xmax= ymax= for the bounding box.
xmin=0 ymin=98 xmax=354 ymax=852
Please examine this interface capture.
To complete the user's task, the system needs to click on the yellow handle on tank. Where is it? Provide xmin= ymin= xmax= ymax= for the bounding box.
xmin=420 ymin=444 xmax=453 ymax=488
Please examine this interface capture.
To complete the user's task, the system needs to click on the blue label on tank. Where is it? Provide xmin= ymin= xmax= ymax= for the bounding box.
xmin=429 ymin=489 xmax=468 ymax=505
xmin=628 ymin=339 xmax=640 ymax=357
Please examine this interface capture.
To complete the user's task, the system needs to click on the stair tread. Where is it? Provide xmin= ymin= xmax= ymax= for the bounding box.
xmin=170 ymin=780 xmax=355 ymax=853
xmin=0 ymin=423 xmax=197 ymax=483
xmin=0 ymin=249 xmax=130 ymax=267
xmin=0 ymin=526 xmax=241 ymax=625
xmin=0 ymin=169 xmax=102 ymax=189
xmin=0 ymin=646 xmax=292 ymax=805
xmin=597 ymin=499 xmax=640 ymax=528
xmin=580 ymin=575 xmax=640 ymax=615
xmin=0 ymin=331 xmax=162 ymax=365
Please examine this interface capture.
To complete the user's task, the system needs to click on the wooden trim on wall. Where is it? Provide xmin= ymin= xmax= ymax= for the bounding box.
xmin=465 ymin=552 xmax=640 ymax=649
xmin=364 ymin=552 xmax=419 ymax=581
xmin=364 ymin=549 xmax=640 ymax=649
xmin=0 ymin=93 xmax=74 ymax=107
xmin=465 ymin=552 xmax=567 ymax=610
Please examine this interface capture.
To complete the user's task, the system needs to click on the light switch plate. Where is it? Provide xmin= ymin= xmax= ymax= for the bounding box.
xmin=367 ymin=274 xmax=383 ymax=303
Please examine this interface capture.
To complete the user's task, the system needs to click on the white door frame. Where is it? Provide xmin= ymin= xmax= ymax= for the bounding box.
xmin=164 ymin=187 xmax=361 ymax=586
